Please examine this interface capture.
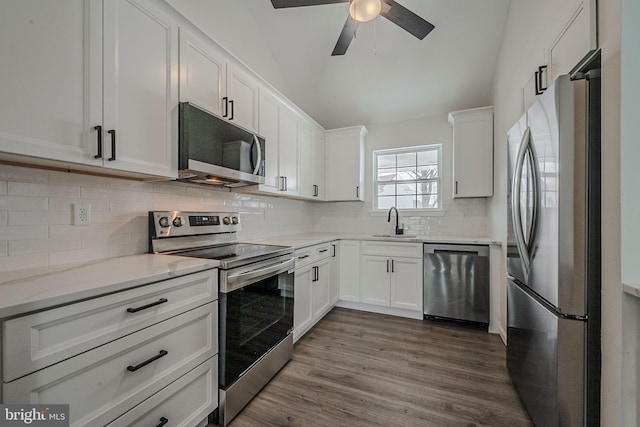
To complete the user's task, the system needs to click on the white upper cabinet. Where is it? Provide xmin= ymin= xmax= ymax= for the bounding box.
xmin=299 ymin=119 xmax=326 ymax=200
xmin=0 ymin=0 xmax=179 ymax=178
xmin=179 ymin=27 xmax=227 ymax=117
xmin=101 ymin=0 xmax=178 ymax=178
xmin=226 ymin=64 xmax=259 ymax=133
xmin=256 ymin=87 xmax=299 ymax=196
xmin=0 ymin=0 xmax=101 ymax=168
xmin=547 ymin=0 xmax=598 ymax=83
xmin=178 ymin=28 xmax=258 ymax=133
xmin=448 ymin=106 xmax=494 ymax=198
xmin=325 ymin=126 xmax=367 ymax=202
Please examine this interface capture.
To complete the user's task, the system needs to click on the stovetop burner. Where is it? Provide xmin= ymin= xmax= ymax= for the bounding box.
xmin=167 ymin=242 xmax=293 ymax=269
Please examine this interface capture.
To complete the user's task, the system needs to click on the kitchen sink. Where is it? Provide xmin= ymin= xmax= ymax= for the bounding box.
xmin=372 ymin=234 xmax=419 ymax=239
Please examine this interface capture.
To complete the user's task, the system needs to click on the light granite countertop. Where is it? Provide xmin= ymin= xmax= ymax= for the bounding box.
xmin=248 ymin=232 xmax=502 ymax=250
xmin=0 ymin=254 xmax=219 ymax=319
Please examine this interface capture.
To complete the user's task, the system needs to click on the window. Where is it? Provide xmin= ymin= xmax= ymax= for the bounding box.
xmin=374 ymin=145 xmax=441 ymax=210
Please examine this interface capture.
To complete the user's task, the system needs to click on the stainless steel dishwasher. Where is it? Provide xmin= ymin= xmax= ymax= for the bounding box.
xmin=423 ymin=243 xmax=490 ymax=326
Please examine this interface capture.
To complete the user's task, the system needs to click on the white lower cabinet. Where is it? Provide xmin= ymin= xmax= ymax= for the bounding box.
xmin=294 ymin=243 xmax=333 ymax=342
xmin=329 ymin=241 xmax=340 ymax=305
xmin=338 ymin=240 xmax=361 ymax=302
xmin=107 ymin=356 xmax=217 ymax=427
xmin=2 ymin=269 xmax=219 ymax=427
xmin=339 ymin=241 xmax=423 ymax=316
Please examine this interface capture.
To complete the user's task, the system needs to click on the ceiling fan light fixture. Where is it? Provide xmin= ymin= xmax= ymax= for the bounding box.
xmin=349 ymin=0 xmax=382 ymax=23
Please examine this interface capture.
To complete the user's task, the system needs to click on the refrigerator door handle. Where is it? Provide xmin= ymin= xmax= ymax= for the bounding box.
xmin=512 ymin=127 xmax=532 ymax=271
xmin=526 ymin=138 xmax=542 ymax=256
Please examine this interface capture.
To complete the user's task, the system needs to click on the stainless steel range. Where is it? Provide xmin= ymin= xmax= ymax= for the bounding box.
xmin=149 ymin=211 xmax=295 ymax=426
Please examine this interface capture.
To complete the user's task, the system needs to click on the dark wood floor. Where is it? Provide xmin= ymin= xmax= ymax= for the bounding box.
xmin=228 ymin=308 xmax=533 ymax=427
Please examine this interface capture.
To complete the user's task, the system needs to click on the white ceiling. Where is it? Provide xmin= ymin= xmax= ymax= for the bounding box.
xmin=241 ymin=0 xmax=511 ymax=129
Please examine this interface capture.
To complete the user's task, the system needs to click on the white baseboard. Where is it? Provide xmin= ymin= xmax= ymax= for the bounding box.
xmin=335 ymin=300 xmax=424 ymax=320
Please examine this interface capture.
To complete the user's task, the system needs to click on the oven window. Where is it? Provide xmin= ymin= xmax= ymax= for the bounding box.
xmin=219 ymin=270 xmax=293 ymax=387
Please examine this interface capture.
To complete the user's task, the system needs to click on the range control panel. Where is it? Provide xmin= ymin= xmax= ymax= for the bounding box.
xmin=149 ymin=211 xmax=240 ymax=238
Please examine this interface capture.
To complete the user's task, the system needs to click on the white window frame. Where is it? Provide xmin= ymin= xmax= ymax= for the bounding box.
xmin=372 ymin=144 xmax=442 ymax=212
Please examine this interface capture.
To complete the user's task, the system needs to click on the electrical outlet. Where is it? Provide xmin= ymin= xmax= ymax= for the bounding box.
xmin=73 ymin=203 xmax=91 ymax=226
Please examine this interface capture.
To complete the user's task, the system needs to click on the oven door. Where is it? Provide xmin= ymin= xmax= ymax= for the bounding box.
xmin=218 ymin=256 xmax=294 ymax=388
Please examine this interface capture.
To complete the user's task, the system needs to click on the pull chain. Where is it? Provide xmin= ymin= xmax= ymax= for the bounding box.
xmin=373 ymin=18 xmax=377 ymax=55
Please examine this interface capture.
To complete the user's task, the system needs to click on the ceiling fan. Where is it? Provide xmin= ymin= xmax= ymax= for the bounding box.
xmin=270 ymin=0 xmax=435 ymax=56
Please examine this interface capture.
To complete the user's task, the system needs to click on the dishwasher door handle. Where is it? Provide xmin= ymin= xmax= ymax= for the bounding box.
xmin=424 ymin=244 xmax=489 ymax=257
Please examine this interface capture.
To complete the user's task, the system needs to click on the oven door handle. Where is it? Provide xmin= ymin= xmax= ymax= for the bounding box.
xmin=222 ymin=257 xmax=295 ymax=293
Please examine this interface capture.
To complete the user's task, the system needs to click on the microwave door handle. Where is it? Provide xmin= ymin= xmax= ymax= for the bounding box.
xmin=252 ymin=134 xmax=262 ymax=175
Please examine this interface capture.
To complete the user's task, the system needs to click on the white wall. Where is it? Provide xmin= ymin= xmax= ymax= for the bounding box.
xmin=0 ymin=164 xmax=314 ymax=272
xmin=313 ymin=114 xmax=490 ymax=238
xmin=490 ymin=0 xmax=624 ymax=424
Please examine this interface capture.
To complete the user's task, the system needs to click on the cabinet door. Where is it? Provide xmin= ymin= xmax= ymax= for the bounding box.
xmin=450 ymin=108 xmax=493 ymax=198
xmin=0 ymin=0 xmax=102 ymax=166
xmin=179 ymin=27 xmax=227 ymax=117
xmin=258 ymin=88 xmax=281 ymax=192
xmin=226 ymin=63 xmax=259 ymax=132
xmin=278 ymin=103 xmax=299 ymax=195
xmin=312 ymin=126 xmax=326 ymax=200
xmin=338 ymin=240 xmax=361 ymax=302
xmin=390 ymin=257 xmax=423 ymax=312
xmin=102 ymin=0 xmax=178 ymax=178
xmin=329 ymin=242 xmax=340 ymax=305
xmin=360 ymin=255 xmax=391 ymax=306
xmin=294 ymin=266 xmax=313 ymax=342
xmin=312 ymin=260 xmax=331 ymax=319
xmin=298 ymin=118 xmax=314 ymax=199
xmin=325 ymin=127 xmax=365 ymax=201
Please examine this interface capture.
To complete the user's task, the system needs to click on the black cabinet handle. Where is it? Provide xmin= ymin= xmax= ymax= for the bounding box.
xmin=222 ymin=97 xmax=229 ymax=117
xmin=297 ymin=255 xmax=309 ymax=260
xmin=229 ymin=99 xmax=234 ymax=120
xmin=319 ymin=249 xmax=328 ymax=253
xmin=356 ymin=186 xmax=359 ymax=198
xmin=391 ymin=259 xmax=395 ymax=273
xmin=93 ymin=125 xmax=103 ymax=159
xmin=107 ymin=129 xmax=116 ymax=161
xmin=127 ymin=350 xmax=168 ymax=372
xmin=126 ymin=298 xmax=168 ymax=313
xmin=331 ymin=244 xmax=336 ymax=257
xmin=313 ymin=185 xmax=318 ymax=197
xmin=535 ymin=65 xmax=548 ymax=95
xmin=284 ymin=176 xmax=287 ymax=191
xmin=156 ymin=417 xmax=168 ymax=427
xmin=386 ymin=259 xmax=389 ymax=273
xmin=455 ymin=181 xmax=459 ymax=195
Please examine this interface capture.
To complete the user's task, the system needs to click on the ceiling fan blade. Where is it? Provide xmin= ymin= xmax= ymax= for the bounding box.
xmin=380 ymin=0 xmax=435 ymax=40
xmin=332 ymin=16 xmax=359 ymax=56
xmin=271 ymin=0 xmax=348 ymax=8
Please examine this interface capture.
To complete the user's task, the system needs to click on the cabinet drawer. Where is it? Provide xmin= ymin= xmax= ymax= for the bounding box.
xmin=313 ymin=243 xmax=331 ymax=261
xmin=3 ymin=303 xmax=218 ymax=427
xmin=3 ymin=269 xmax=217 ymax=382
xmin=295 ymin=247 xmax=314 ymax=269
xmin=361 ymin=241 xmax=422 ymax=258
xmin=107 ymin=356 xmax=218 ymax=427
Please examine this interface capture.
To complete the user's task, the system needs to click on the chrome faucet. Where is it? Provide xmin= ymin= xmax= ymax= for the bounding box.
xmin=387 ymin=206 xmax=404 ymax=235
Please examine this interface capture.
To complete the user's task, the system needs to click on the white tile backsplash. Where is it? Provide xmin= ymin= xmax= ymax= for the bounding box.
xmin=0 ymin=162 xmax=490 ymax=272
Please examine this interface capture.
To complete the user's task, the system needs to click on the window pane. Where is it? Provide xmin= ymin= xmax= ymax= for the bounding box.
xmin=417 ymin=165 xmax=438 ymax=179
xmin=378 ymin=183 xmax=396 ymax=196
xmin=417 ymin=150 xmax=438 ymax=165
xmin=377 ymin=167 xmax=396 ymax=182
xmin=378 ymin=196 xmax=396 ymax=210
xmin=396 ymin=195 xmax=416 ymax=209
xmin=419 ymin=181 xmax=438 ymax=195
xmin=397 ymin=152 xmax=416 ymax=167
xmin=377 ymin=154 xmax=396 ymax=168
xmin=396 ymin=182 xmax=417 ymax=196
xmin=396 ymin=167 xmax=417 ymax=181
xmin=417 ymin=194 xmax=439 ymax=209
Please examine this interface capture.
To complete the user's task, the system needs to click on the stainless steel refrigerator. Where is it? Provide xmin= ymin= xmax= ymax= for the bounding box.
xmin=506 ymin=68 xmax=601 ymax=426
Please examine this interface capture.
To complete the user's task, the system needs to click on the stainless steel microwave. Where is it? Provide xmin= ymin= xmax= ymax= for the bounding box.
xmin=178 ymin=102 xmax=265 ymax=187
